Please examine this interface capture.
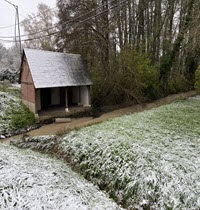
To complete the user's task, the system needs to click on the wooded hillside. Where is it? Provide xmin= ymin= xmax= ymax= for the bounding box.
xmin=56 ymin=0 xmax=200 ymax=106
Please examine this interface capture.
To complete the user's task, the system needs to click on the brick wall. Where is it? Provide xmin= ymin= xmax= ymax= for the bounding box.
xmin=21 ymin=57 xmax=35 ymax=104
xmin=21 ymin=56 xmax=36 ymax=114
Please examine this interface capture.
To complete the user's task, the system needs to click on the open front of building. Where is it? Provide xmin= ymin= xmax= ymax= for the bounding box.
xmin=20 ymin=48 xmax=92 ymax=119
xmin=36 ymin=86 xmax=90 ymax=113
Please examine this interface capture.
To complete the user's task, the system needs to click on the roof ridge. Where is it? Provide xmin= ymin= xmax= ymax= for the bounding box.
xmin=23 ymin=48 xmax=81 ymax=56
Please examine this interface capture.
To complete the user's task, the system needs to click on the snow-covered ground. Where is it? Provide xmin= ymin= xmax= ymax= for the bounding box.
xmin=7 ymin=83 xmax=21 ymax=90
xmin=0 ymin=143 xmax=122 ymax=210
xmin=0 ymin=83 xmax=34 ymax=137
xmin=58 ymin=96 xmax=200 ymax=209
xmin=0 ymin=91 xmax=21 ymax=134
xmin=12 ymin=96 xmax=200 ymax=209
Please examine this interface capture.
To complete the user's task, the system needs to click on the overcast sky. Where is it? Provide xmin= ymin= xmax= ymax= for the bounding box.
xmin=0 ymin=0 xmax=57 ymax=48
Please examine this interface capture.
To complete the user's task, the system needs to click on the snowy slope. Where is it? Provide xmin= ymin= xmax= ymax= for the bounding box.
xmin=0 ymin=83 xmax=34 ymax=137
xmin=0 ymin=91 xmax=21 ymax=134
xmin=58 ymin=96 xmax=200 ymax=209
xmin=12 ymin=96 xmax=200 ymax=209
xmin=0 ymin=144 xmax=123 ymax=210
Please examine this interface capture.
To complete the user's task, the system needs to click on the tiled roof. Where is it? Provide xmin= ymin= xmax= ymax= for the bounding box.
xmin=23 ymin=48 xmax=92 ymax=88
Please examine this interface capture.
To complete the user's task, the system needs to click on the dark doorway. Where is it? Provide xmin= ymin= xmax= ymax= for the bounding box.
xmin=41 ymin=88 xmax=51 ymax=108
xmin=60 ymin=88 xmax=65 ymax=106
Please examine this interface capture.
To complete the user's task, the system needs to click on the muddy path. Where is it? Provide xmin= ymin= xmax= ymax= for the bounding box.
xmin=2 ymin=90 xmax=196 ymax=144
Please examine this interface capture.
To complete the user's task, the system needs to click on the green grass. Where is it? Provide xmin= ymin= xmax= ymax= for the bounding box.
xmin=9 ymin=103 xmax=35 ymax=130
xmin=3 ymin=100 xmax=35 ymax=132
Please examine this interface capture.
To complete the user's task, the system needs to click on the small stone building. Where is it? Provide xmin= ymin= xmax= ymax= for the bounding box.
xmin=20 ymin=48 xmax=92 ymax=118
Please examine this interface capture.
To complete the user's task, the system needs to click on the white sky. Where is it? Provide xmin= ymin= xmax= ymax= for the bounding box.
xmin=0 ymin=0 xmax=57 ymax=48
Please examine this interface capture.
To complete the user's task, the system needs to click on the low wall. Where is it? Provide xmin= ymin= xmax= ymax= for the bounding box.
xmin=22 ymin=99 xmax=36 ymax=114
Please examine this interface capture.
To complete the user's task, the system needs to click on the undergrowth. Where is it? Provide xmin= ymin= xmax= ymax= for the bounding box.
xmin=9 ymin=103 xmax=35 ymax=130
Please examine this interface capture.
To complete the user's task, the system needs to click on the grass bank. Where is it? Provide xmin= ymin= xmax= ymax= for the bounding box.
xmin=0 ymin=82 xmax=35 ymax=137
xmin=12 ymin=96 xmax=200 ymax=209
xmin=0 ymin=143 xmax=122 ymax=209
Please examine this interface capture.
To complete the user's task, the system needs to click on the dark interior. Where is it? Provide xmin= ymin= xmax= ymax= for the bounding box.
xmin=60 ymin=87 xmax=66 ymax=106
xmin=68 ymin=87 xmax=73 ymax=106
xmin=40 ymin=87 xmax=78 ymax=110
xmin=40 ymin=88 xmax=51 ymax=108
xmin=68 ymin=87 xmax=78 ymax=106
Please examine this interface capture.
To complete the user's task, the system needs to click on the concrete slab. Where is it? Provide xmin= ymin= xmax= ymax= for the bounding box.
xmin=55 ymin=118 xmax=72 ymax=123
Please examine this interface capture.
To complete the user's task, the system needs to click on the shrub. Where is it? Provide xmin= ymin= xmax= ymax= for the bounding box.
xmin=117 ymin=46 xmax=160 ymax=101
xmin=90 ymin=46 xmax=160 ymax=107
xmin=10 ymin=103 xmax=35 ymax=130
xmin=0 ymin=67 xmax=19 ymax=83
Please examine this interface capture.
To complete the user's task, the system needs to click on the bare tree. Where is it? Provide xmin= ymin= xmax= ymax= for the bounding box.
xmin=22 ymin=3 xmax=57 ymax=50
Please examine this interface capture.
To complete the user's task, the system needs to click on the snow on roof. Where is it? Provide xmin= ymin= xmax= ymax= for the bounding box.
xmin=23 ymin=48 xmax=92 ymax=89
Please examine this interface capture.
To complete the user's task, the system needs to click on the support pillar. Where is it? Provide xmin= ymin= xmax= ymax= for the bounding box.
xmin=34 ymin=89 xmax=41 ymax=122
xmin=65 ymin=87 xmax=69 ymax=112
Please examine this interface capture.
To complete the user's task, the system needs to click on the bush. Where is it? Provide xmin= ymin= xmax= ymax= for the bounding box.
xmin=90 ymin=46 xmax=160 ymax=107
xmin=117 ymin=46 xmax=160 ymax=101
xmin=9 ymin=103 xmax=35 ymax=130
xmin=0 ymin=67 xmax=19 ymax=83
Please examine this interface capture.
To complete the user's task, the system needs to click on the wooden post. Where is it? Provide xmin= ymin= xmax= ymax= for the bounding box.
xmin=65 ymin=87 xmax=69 ymax=112
xmin=34 ymin=88 xmax=40 ymax=122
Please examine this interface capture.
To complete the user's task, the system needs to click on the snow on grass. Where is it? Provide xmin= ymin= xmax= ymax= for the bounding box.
xmin=11 ymin=135 xmax=59 ymax=153
xmin=0 ymin=143 xmax=123 ymax=210
xmin=58 ymin=96 xmax=200 ymax=209
xmin=0 ymin=91 xmax=21 ymax=133
xmin=0 ymin=82 xmax=34 ymax=136
xmin=12 ymin=96 xmax=200 ymax=209
xmin=8 ymin=83 xmax=21 ymax=89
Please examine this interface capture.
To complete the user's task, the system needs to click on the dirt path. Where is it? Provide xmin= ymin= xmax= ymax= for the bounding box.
xmin=2 ymin=90 xmax=196 ymax=144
